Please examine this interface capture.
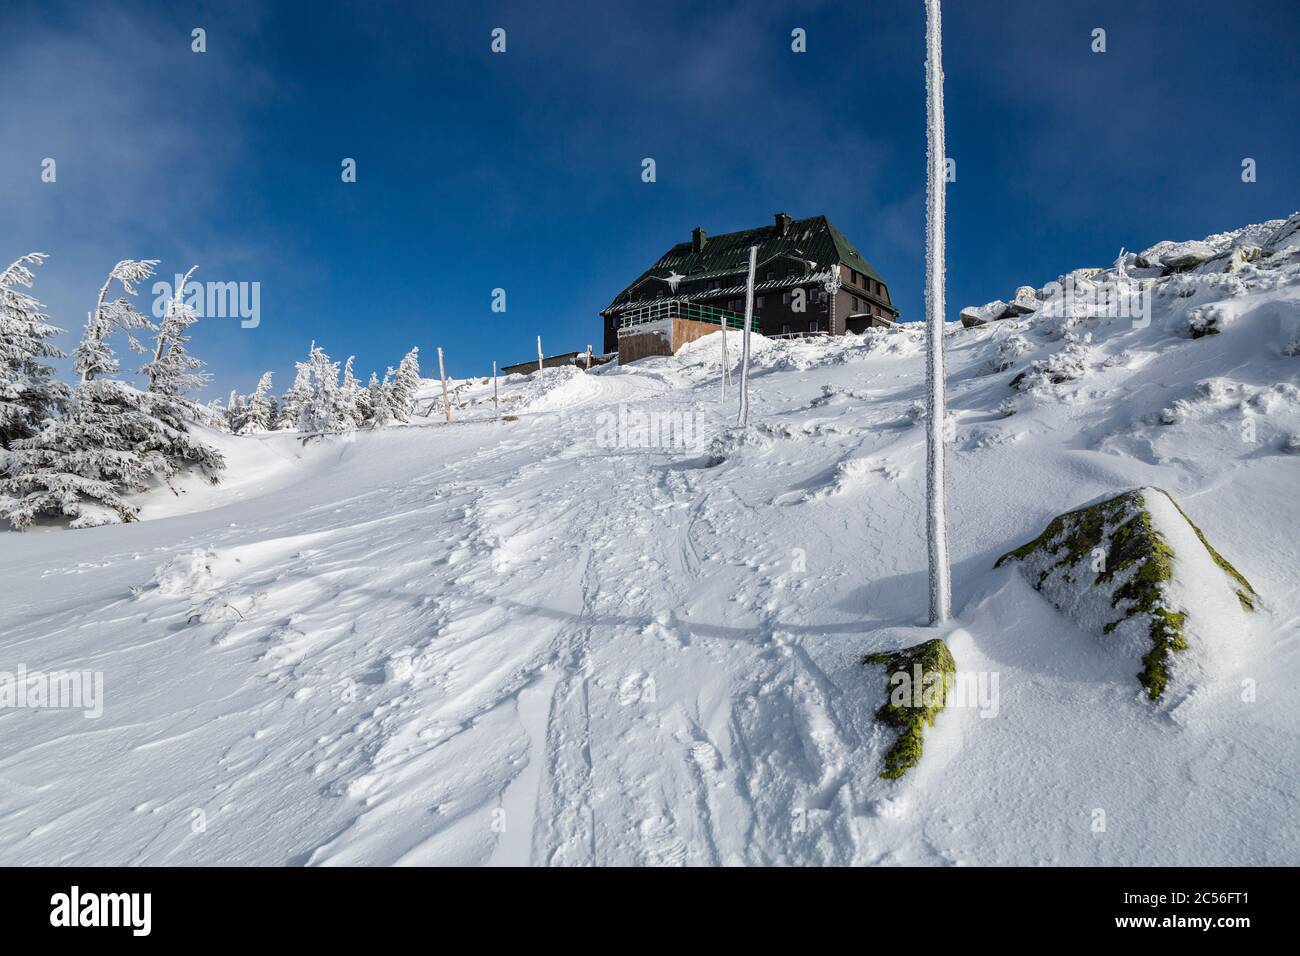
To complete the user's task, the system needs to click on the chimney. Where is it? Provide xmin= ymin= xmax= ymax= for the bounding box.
xmin=775 ymin=212 xmax=792 ymax=236
xmin=692 ymin=226 xmax=707 ymax=254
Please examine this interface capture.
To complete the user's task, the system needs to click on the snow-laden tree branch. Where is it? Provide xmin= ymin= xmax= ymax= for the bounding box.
xmin=74 ymin=259 xmax=159 ymax=383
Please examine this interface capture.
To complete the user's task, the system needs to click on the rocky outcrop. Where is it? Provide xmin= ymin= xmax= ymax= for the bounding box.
xmin=996 ymin=488 xmax=1257 ymax=700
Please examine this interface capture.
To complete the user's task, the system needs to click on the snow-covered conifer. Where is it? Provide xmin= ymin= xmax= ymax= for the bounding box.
xmin=2 ymin=262 xmax=224 ymax=530
xmin=205 ymin=397 xmax=228 ymax=430
xmin=278 ymin=346 xmax=314 ymax=429
xmin=389 ymin=347 xmax=420 ymax=422
xmin=72 ymin=259 xmax=158 ymax=382
xmin=2 ymin=378 xmax=225 ymax=529
xmin=143 ymin=265 xmax=208 ymax=398
xmin=234 ymin=372 xmax=275 ymax=434
xmin=339 ymin=356 xmax=363 ymax=428
xmin=366 ymin=371 xmax=394 ymax=428
xmin=0 ymin=253 xmax=68 ymax=447
xmin=296 ymin=344 xmax=353 ymax=434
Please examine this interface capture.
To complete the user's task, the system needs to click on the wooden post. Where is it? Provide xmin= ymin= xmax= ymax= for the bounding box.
xmin=437 ymin=347 xmax=452 ymax=423
xmin=737 ymin=245 xmax=758 ymax=425
xmin=720 ymin=309 xmax=728 ymax=402
xmin=537 ymin=336 xmax=544 ymax=375
xmin=493 ymin=361 xmax=499 ymax=420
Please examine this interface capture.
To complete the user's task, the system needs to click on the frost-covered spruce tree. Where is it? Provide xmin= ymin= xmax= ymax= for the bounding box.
xmin=206 ymin=397 xmax=229 ymax=431
xmin=0 ymin=253 xmax=68 ymax=447
xmin=366 ymin=371 xmax=394 ymax=427
xmin=2 ymin=260 xmax=224 ymax=530
xmin=339 ymin=356 xmax=363 ymax=428
xmin=278 ymin=345 xmax=314 ymax=429
xmin=224 ymin=389 xmax=242 ymax=431
xmin=144 ymin=266 xmax=208 ymax=398
xmin=3 ymin=378 xmax=225 ymax=529
xmin=352 ymin=363 xmax=372 ymax=423
xmin=389 ymin=347 xmax=420 ymax=422
xmin=72 ymin=259 xmax=158 ymax=382
xmin=234 ymin=371 xmax=275 ymax=434
xmin=296 ymin=344 xmax=354 ymax=434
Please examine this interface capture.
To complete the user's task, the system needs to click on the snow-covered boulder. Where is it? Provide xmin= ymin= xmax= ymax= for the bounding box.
xmin=1008 ymin=339 xmax=1093 ymax=391
xmin=996 ymin=488 xmax=1257 ymax=700
xmin=1264 ymin=212 xmax=1300 ymax=260
xmin=1139 ymin=215 xmax=1299 ymax=275
xmin=959 ymin=297 xmax=1036 ymax=329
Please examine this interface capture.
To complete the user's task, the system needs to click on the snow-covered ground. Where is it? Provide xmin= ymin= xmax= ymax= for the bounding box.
xmin=1 ymin=216 xmax=1298 ymax=865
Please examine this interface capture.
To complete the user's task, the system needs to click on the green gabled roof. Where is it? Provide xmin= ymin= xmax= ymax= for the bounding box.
xmin=602 ymin=214 xmax=889 ymax=313
xmin=825 ymin=219 xmax=885 ymax=285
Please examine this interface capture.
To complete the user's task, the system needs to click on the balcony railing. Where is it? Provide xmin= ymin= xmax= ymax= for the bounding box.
xmin=617 ymin=298 xmax=749 ymax=332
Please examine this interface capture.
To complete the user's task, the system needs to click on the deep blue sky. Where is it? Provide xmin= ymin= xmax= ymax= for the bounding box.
xmin=3 ymin=0 xmax=1296 ymax=397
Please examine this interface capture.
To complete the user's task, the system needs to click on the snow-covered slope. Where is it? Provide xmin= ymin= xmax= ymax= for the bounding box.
xmin=1 ymin=217 xmax=1297 ymax=865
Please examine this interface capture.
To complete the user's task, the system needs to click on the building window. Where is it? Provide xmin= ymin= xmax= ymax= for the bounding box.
xmin=809 ymin=321 xmax=819 ymax=333
xmin=756 ymin=296 xmax=765 ymax=309
xmin=782 ymin=324 xmax=792 ymax=334
xmin=782 ymin=291 xmax=792 ymax=305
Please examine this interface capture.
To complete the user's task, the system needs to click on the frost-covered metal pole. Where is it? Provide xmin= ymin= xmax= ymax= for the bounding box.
xmin=586 ymin=344 xmax=592 ymax=370
xmin=537 ymin=336 xmax=544 ymax=375
xmin=492 ymin=360 xmax=499 ymax=420
xmin=737 ymin=245 xmax=758 ymax=426
xmin=924 ymin=0 xmax=952 ymax=624
xmin=437 ymin=347 xmax=452 ymax=423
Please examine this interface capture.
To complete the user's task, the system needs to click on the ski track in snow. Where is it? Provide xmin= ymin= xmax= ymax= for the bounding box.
xmin=2 ymin=258 xmax=1300 ymax=865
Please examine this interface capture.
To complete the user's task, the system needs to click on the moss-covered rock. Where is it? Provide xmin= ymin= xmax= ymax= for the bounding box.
xmin=862 ymin=638 xmax=955 ymax=779
xmin=996 ymin=487 xmax=1257 ymax=700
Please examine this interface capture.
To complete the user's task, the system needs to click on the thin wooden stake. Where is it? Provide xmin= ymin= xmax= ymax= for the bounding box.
xmin=437 ymin=347 xmax=452 ymax=423
xmin=737 ymin=245 xmax=758 ymax=425
xmin=720 ymin=311 xmax=728 ymax=401
xmin=493 ymin=360 xmax=499 ymax=420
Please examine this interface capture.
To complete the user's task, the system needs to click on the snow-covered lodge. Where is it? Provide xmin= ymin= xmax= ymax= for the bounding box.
xmin=600 ymin=213 xmax=898 ymax=362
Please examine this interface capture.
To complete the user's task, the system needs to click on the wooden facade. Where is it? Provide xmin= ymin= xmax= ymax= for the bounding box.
xmin=600 ymin=213 xmax=898 ymax=355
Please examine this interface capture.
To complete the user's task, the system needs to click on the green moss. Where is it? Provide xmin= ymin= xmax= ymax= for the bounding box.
xmin=996 ymin=490 xmax=1182 ymax=700
xmin=862 ymin=639 xmax=955 ymax=779
xmin=995 ymin=490 xmax=1136 ymax=576
xmin=1138 ymin=609 xmax=1189 ymax=700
